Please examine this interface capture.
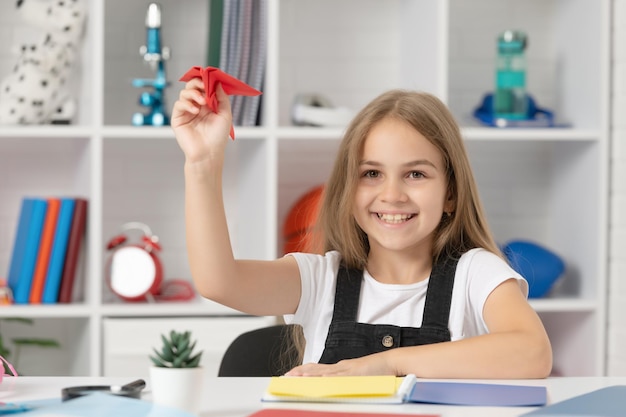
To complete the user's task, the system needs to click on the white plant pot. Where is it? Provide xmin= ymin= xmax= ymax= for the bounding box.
xmin=149 ymin=366 xmax=204 ymax=415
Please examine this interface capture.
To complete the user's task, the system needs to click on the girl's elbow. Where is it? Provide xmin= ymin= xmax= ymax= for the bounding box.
xmin=195 ymin=286 xmax=216 ymax=301
xmin=528 ymin=354 xmax=552 ymax=379
xmin=526 ymin=336 xmax=553 ymax=378
xmin=189 ymin=272 xmax=221 ymax=301
xmin=537 ymin=344 xmax=554 ymax=378
xmin=194 ymin=282 xmax=224 ymax=302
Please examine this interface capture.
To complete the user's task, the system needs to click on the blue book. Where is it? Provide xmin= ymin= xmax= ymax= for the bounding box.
xmin=42 ymin=198 xmax=76 ymax=304
xmin=521 ymin=385 xmax=626 ymax=416
xmin=408 ymin=380 xmax=547 ymax=407
xmin=7 ymin=198 xmax=48 ymax=304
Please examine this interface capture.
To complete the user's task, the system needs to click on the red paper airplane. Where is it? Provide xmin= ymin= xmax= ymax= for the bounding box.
xmin=179 ymin=66 xmax=262 ymax=139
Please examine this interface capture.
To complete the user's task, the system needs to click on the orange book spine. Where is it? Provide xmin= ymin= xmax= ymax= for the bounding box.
xmin=29 ymin=198 xmax=60 ymax=303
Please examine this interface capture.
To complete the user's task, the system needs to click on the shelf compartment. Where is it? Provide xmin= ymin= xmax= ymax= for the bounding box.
xmin=101 ymin=138 xmax=188 ymax=303
xmin=1 ymin=317 xmax=90 ymax=376
xmin=0 ymin=137 xmax=92 ymax=287
xmin=0 ymin=1 xmax=95 ymax=127
xmin=103 ymin=0 xmax=207 ymax=125
xmin=277 ymin=0 xmax=445 ymax=127
xmin=101 ymin=136 xmax=271 ymax=302
xmin=102 ymin=316 xmax=275 ymax=378
xmin=466 ymin=140 xmax=603 ymax=301
xmin=448 ymin=0 xmax=607 ymax=130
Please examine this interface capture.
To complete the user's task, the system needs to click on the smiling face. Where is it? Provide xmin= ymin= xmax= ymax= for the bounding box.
xmin=321 ymin=90 xmax=499 ymax=270
xmin=353 ymin=117 xmax=453 ymax=258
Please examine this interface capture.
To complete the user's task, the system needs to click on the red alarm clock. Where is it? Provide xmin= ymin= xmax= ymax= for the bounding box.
xmin=106 ymin=222 xmax=163 ymax=302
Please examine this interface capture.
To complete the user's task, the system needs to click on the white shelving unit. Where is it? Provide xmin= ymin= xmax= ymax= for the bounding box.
xmin=0 ymin=0 xmax=609 ymax=377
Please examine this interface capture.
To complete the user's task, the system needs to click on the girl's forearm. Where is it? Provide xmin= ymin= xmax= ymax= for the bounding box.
xmin=386 ymin=331 xmax=552 ymax=379
xmin=183 ymin=160 xmax=237 ymax=301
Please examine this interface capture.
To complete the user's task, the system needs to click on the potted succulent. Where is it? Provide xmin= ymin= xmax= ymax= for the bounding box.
xmin=149 ymin=330 xmax=204 ymax=415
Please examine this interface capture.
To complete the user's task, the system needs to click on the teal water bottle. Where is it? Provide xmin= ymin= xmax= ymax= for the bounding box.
xmin=494 ymin=30 xmax=528 ymax=119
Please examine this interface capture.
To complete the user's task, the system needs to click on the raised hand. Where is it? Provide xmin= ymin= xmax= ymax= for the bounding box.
xmin=171 ymin=79 xmax=233 ymax=164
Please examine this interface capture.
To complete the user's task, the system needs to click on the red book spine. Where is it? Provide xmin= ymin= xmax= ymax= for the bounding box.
xmin=58 ymin=198 xmax=87 ymax=303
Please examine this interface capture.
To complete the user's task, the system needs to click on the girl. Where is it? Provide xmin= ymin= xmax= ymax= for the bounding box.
xmin=172 ymin=80 xmax=553 ymax=378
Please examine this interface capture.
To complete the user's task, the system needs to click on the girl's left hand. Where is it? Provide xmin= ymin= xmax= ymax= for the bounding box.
xmin=285 ymin=354 xmax=394 ymax=377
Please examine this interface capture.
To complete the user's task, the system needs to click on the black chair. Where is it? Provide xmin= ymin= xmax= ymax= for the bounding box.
xmin=218 ymin=324 xmax=301 ymax=377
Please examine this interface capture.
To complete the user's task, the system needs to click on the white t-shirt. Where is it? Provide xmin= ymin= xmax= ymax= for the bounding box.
xmin=284 ymin=248 xmax=527 ymax=365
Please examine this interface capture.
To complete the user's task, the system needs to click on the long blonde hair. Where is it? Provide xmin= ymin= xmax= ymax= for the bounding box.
xmin=317 ymin=89 xmax=502 ymax=268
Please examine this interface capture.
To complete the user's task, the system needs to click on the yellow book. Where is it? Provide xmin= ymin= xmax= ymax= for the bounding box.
xmin=262 ymin=375 xmax=416 ymax=404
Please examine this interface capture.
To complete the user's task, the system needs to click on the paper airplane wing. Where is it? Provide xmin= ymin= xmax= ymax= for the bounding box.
xmin=179 ymin=66 xmax=262 ymax=139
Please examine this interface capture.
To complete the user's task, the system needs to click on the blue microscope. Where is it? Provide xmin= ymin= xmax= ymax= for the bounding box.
xmin=132 ymin=3 xmax=170 ymax=126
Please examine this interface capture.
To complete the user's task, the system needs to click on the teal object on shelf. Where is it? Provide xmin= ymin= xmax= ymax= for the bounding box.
xmin=495 ymin=30 xmax=528 ymax=119
xmin=502 ymin=240 xmax=565 ymax=298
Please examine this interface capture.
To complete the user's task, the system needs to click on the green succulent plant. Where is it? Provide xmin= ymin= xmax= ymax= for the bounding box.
xmin=150 ymin=330 xmax=203 ymax=368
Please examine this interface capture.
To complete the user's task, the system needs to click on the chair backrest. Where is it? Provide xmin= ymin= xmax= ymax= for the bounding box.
xmin=218 ymin=324 xmax=301 ymax=377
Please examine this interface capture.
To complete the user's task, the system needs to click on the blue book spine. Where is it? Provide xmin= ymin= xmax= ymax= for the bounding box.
xmin=7 ymin=198 xmax=34 ymax=295
xmin=42 ymin=198 xmax=76 ymax=304
xmin=7 ymin=198 xmax=48 ymax=304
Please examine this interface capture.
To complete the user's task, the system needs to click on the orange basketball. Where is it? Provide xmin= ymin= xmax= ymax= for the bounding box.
xmin=283 ymin=185 xmax=324 ymax=254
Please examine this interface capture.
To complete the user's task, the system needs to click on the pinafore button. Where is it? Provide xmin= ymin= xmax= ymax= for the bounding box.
xmin=381 ymin=335 xmax=394 ymax=348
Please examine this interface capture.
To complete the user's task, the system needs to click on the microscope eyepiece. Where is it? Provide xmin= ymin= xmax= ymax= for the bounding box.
xmin=146 ymin=3 xmax=162 ymax=29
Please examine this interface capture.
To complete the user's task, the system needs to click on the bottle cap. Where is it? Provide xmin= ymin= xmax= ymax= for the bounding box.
xmin=498 ymin=30 xmax=527 ymax=52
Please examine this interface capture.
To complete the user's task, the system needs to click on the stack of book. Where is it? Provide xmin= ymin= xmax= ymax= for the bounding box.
xmin=6 ymin=197 xmax=88 ymax=304
xmin=209 ymin=0 xmax=267 ymax=127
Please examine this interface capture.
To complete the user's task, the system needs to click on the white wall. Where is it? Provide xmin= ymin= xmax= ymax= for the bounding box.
xmin=608 ymin=0 xmax=626 ymax=375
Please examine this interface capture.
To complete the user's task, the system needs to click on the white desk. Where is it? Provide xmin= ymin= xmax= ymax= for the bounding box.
xmin=1 ymin=376 xmax=625 ymax=417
